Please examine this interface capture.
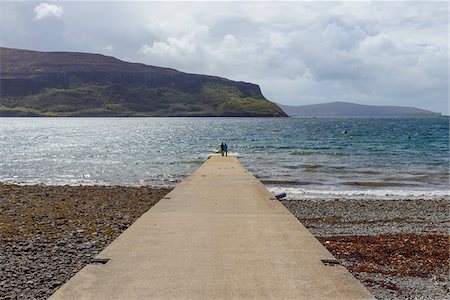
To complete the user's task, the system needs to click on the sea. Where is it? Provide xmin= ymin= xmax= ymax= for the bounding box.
xmin=0 ymin=117 xmax=448 ymax=200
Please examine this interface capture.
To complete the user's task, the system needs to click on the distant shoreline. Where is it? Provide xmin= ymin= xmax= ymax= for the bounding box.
xmin=0 ymin=115 xmax=288 ymax=118
xmin=278 ymin=101 xmax=445 ymax=118
xmin=1 ymin=113 xmax=447 ymax=118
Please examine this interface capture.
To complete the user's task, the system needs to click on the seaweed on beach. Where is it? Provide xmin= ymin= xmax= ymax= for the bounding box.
xmin=318 ymin=234 xmax=449 ymax=279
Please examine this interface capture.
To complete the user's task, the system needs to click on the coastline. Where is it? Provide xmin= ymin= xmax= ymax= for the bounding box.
xmin=1 ymin=183 xmax=448 ymax=299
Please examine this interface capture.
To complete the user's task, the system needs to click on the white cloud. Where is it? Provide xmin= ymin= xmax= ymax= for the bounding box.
xmin=1 ymin=1 xmax=447 ymax=113
xmin=102 ymin=45 xmax=114 ymax=51
xmin=133 ymin=2 xmax=447 ymax=113
xmin=34 ymin=3 xmax=63 ymax=20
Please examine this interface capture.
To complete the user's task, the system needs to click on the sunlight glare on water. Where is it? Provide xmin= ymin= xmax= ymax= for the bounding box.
xmin=0 ymin=117 xmax=448 ymax=200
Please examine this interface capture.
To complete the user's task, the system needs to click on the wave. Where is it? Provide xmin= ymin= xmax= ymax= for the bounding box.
xmin=260 ymin=180 xmax=319 ymax=185
xmin=289 ymin=151 xmax=347 ymax=156
xmin=267 ymin=186 xmax=450 ymax=201
xmin=321 ymin=169 xmax=383 ymax=175
xmin=290 ymin=151 xmax=317 ymax=156
xmin=360 ymin=170 xmax=383 ymax=175
xmin=382 ymin=174 xmax=449 ymax=183
xmin=280 ymin=165 xmax=302 ymax=170
xmin=342 ymin=181 xmax=411 ymax=187
xmin=303 ymin=164 xmax=322 ymax=172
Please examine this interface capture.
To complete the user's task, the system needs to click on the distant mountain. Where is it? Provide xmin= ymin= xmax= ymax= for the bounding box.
xmin=279 ymin=102 xmax=441 ymax=117
xmin=0 ymin=47 xmax=286 ymax=117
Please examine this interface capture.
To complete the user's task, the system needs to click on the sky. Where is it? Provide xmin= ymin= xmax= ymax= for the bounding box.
xmin=0 ymin=1 xmax=448 ymax=114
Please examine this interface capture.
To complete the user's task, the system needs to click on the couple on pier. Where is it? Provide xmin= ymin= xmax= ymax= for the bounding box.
xmin=220 ymin=142 xmax=228 ymax=157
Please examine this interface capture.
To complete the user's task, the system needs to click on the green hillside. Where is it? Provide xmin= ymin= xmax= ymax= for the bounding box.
xmin=0 ymin=48 xmax=286 ymax=117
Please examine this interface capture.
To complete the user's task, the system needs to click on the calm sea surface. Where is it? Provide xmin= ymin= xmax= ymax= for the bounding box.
xmin=1 ymin=117 xmax=448 ymax=200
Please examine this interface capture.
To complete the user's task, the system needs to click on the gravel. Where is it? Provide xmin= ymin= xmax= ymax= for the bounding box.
xmin=281 ymin=199 xmax=448 ymax=236
xmin=1 ymin=184 xmax=448 ymax=299
xmin=281 ymin=198 xmax=449 ymax=299
xmin=0 ymin=184 xmax=172 ymax=300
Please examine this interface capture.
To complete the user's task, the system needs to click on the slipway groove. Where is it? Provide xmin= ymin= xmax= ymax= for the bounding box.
xmin=50 ymin=155 xmax=373 ymax=299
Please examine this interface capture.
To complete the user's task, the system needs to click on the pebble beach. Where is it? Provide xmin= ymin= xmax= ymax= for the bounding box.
xmin=1 ymin=183 xmax=448 ymax=299
xmin=282 ymin=198 xmax=449 ymax=299
xmin=0 ymin=184 xmax=171 ymax=300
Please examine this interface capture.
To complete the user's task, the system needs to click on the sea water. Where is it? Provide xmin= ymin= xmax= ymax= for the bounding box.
xmin=0 ymin=117 xmax=448 ymax=200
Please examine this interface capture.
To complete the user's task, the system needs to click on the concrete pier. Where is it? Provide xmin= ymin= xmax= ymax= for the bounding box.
xmin=50 ymin=155 xmax=373 ymax=299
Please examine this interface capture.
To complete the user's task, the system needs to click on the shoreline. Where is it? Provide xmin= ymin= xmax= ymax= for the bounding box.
xmin=281 ymin=199 xmax=449 ymax=299
xmin=1 ymin=183 xmax=448 ymax=299
xmin=267 ymin=185 xmax=450 ymax=201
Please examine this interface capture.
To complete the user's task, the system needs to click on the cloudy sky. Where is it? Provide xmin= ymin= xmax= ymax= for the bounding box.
xmin=0 ymin=1 xmax=448 ymax=113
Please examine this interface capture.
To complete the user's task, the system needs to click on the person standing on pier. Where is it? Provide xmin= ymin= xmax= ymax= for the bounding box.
xmin=220 ymin=142 xmax=225 ymax=156
xmin=224 ymin=143 xmax=228 ymax=157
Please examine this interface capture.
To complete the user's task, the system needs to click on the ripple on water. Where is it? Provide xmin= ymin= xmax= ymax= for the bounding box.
xmin=0 ymin=117 xmax=448 ymax=194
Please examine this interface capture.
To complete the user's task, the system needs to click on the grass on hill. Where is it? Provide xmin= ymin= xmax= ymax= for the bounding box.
xmin=0 ymin=83 xmax=285 ymax=117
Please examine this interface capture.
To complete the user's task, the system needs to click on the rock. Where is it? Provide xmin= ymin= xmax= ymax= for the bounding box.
xmin=51 ymin=281 xmax=62 ymax=288
xmin=0 ymin=183 xmax=172 ymax=299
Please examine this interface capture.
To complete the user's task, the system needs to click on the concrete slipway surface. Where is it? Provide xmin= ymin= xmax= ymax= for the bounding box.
xmin=50 ymin=155 xmax=373 ymax=300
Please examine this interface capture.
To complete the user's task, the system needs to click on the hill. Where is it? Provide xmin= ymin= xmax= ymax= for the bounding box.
xmin=0 ymin=47 xmax=286 ymax=117
xmin=279 ymin=102 xmax=441 ymax=117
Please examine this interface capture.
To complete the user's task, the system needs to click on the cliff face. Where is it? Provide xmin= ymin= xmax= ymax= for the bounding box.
xmin=0 ymin=48 xmax=286 ymax=117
